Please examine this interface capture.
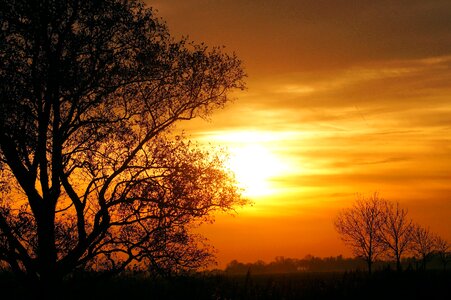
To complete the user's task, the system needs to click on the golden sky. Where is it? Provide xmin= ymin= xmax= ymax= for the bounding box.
xmin=149 ymin=0 xmax=451 ymax=268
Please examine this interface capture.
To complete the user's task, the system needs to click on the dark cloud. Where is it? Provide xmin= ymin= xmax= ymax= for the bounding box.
xmin=150 ymin=0 xmax=451 ymax=73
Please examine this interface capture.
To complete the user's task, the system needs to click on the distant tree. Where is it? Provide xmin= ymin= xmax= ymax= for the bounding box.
xmin=334 ymin=193 xmax=386 ymax=274
xmin=269 ymin=256 xmax=298 ymax=273
xmin=434 ymin=236 xmax=450 ymax=271
xmin=377 ymin=201 xmax=413 ymax=271
xmin=0 ymin=0 xmax=246 ymax=293
xmin=410 ymin=224 xmax=437 ymax=270
xmin=225 ymin=260 xmax=248 ymax=274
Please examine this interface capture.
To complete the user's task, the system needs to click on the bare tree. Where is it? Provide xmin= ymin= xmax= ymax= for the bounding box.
xmin=0 ymin=0 xmax=246 ymax=292
xmin=378 ymin=201 xmax=413 ymax=271
xmin=435 ymin=236 xmax=450 ymax=271
xmin=334 ymin=193 xmax=386 ymax=274
xmin=410 ymin=224 xmax=437 ymax=270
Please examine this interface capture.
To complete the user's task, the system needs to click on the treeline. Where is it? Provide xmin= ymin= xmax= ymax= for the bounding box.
xmin=225 ymin=256 xmax=364 ymax=274
xmin=224 ymin=254 xmax=449 ymax=275
xmin=335 ymin=193 xmax=450 ymax=273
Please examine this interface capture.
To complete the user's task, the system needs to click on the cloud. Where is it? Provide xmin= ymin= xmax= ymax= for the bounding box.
xmin=150 ymin=0 xmax=451 ymax=73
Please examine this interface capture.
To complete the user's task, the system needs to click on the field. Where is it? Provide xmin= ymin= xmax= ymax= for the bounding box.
xmin=1 ymin=270 xmax=450 ymax=299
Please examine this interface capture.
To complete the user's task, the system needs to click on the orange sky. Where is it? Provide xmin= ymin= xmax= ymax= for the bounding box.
xmin=149 ymin=0 xmax=451 ymax=268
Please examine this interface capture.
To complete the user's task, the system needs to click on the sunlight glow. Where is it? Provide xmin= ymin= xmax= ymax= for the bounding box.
xmin=207 ymin=130 xmax=295 ymax=198
xmin=228 ymin=144 xmax=285 ymax=197
xmin=196 ymin=130 xmax=300 ymax=198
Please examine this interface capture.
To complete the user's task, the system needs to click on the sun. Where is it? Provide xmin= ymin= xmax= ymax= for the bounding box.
xmin=227 ymin=144 xmax=284 ymax=197
xmin=197 ymin=130 xmax=293 ymax=198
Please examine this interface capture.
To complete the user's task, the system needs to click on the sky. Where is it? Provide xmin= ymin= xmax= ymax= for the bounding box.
xmin=148 ymin=0 xmax=451 ymax=268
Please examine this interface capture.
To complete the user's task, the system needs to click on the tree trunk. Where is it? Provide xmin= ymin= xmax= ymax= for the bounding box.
xmin=36 ymin=205 xmax=59 ymax=298
xmin=396 ymin=254 xmax=402 ymax=272
xmin=422 ymin=256 xmax=427 ymax=271
xmin=367 ymin=259 xmax=372 ymax=274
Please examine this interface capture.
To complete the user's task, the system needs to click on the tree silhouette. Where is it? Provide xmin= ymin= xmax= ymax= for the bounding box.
xmin=410 ymin=224 xmax=437 ymax=270
xmin=378 ymin=201 xmax=413 ymax=271
xmin=334 ymin=193 xmax=386 ymax=274
xmin=0 ymin=0 xmax=246 ymax=291
xmin=434 ymin=236 xmax=450 ymax=271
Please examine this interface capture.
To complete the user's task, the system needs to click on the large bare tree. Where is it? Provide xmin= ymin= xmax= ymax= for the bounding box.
xmin=334 ymin=193 xmax=386 ymax=274
xmin=0 ymin=0 xmax=246 ymax=291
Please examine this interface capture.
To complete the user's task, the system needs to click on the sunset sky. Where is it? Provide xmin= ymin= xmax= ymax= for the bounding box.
xmin=149 ymin=0 xmax=451 ymax=268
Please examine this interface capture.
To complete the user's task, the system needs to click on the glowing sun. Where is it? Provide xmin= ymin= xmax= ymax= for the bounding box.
xmin=227 ymin=144 xmax=284 ymax=197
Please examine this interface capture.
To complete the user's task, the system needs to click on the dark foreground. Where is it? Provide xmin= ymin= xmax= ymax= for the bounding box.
xmin=1 ymin=270 xmax=450 ymax=299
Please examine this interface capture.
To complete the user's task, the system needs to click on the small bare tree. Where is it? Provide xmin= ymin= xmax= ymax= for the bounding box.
xmin=410 ymin=224 xmax=437 ymax=270
xmin=378 ymin=201 xmax=413 ymax=271
xmin=435 ymin=236 xmax=450 ymax=271
xmin=334 ymin=193 xmax=386 ymax=274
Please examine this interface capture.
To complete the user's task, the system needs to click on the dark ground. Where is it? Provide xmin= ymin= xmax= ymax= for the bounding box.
xmin=1 ymin=270 xmax=450 ymax=299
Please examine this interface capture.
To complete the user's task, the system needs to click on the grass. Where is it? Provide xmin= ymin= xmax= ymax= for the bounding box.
xmin=1 ymin=270 xmax=450 ymax=299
